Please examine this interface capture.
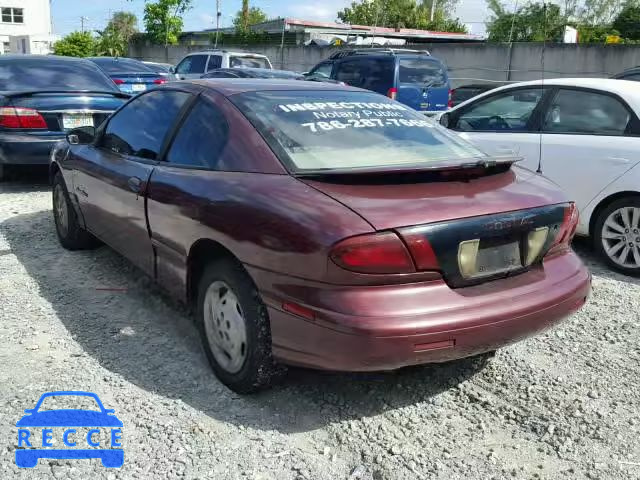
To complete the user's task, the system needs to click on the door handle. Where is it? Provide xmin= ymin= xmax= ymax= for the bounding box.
xmin=127 ymin=176 xmax=142 ymax=193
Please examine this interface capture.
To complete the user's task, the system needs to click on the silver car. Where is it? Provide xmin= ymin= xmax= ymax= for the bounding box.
xmin=173 ymin=50 xmax=273 ymax=80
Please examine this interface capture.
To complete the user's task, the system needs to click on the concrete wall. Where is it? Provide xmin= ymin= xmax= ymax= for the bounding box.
xmin=128 ymin=42 xmax=640 ymax=87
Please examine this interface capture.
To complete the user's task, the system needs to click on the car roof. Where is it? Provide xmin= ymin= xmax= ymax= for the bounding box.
xmin=0 ymin=54 xmax=90 ymax=63
xmin=185 ymin=50 xmax=268 ymax=57
xmin=189 ymin=78 xmax=360 ymax=96
xmin=454 ymin=77 xmax=640 ymax=112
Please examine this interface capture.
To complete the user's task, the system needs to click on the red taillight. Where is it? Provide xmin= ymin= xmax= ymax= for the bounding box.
xmin=387 ymin=87 xmax=398 ymax=100
xmin=0 ymin=107 xmax=47 ymax=129
xmin=153 ymin=78 xmax=167 ymax=84
xmin=113 ymin=79 xmax=125 ymax=85
xmin=401 ymin=232 xmax=440 ymax=270
xmin=330 ymin=232 xmax=415 ymax=274
xmin=548 ymin=203 xmax=579 ymax=255
xmin=448 ymin=89 xmax=453 ymax=108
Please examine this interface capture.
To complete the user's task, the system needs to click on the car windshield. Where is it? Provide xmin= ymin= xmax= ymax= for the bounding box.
xmin=37 ymin=395 xmax=101 ymax=412
xmin=0 ymin=58 xmax=118 ymax=91
xmin=90 ymin=58 xmax=155 ymax=74
xmin=231 ymin=90 xmax=486 ymax=172
xmin=230 ymin=56 xmax=270 ymax=69
xmin=399 ymin=58 xmax=447 ymax=87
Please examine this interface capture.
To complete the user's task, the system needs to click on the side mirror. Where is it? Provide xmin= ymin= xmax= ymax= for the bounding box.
xmin=67 ymin=126 xmax=96 ymax=145
xmin=439 ymin=113 xmax=450 ymax=128
xmin=168 ymin=66 xmax=175 ymax=74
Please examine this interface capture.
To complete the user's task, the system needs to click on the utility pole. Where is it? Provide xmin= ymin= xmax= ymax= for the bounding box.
xmin=215 ymin=0 xmax=221 ymax=48
xmin=80 ymin=16 xmax=88 ymax=33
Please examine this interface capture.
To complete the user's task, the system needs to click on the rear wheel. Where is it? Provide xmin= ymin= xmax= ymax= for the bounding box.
xmin=52 ymin=171 xmax=98 ymax=250
xmin=594 ymin=197 xmax=640 ymax=277
xmin=196 ymin=258 xmax=282 ymax=393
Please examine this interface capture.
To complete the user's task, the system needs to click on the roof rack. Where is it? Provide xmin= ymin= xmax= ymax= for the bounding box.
xmin=329 ymin=48 xmax=430 ymax=59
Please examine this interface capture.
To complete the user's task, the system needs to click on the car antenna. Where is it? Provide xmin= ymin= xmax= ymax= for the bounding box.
xmin=536 ymin=2 xmax=547 ymax=174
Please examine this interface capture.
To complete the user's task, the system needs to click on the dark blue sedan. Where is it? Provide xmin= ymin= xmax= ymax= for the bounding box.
xmin=0 ymin=55 xmax=128 ymax=180
xmin=88 ymin=57 xmax=168 ymax=94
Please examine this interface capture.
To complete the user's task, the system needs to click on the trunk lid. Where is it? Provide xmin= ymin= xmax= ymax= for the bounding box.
xmin=2 ymin=91 xmax=126 ymax=132
xmin=301 ymin=166 xmax=566 ymax=231
xmin=303 ymin=166 xmax=569 ymax=287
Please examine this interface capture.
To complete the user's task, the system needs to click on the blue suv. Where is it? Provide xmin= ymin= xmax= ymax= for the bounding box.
xmin=306 ymin=49 xmax=451 ymax=114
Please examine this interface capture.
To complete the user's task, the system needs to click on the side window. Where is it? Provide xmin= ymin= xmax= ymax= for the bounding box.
xmin=334 ymin=59 xmax=367 ymax=87
xmin=360 ymin=59 xmax=394 ymax=94
xmin=102 ymin=91 xmax=191 ymax=160
xmin=176 ymin=55 xmax=207 ymax=74
xmin=310 ymin=62 xmax=333 ymax=78
xmin=175 ymin=57 xmax=192 ymax=74
xmin=455 ymin=88 xmax=544 ymax=132
xmin=207 ymin=55 xmax=222 ymax=71
xmin=165 ymin=100 xmax=229 ymax=169
xmin=543 ymin=89 xmax=631 ymax=135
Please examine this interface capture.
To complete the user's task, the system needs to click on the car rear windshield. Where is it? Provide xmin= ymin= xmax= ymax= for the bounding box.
xmin=399 ymin=58 xmax=447 ymax=87
xmin=0 ymin=58 xmax=118 ymax=92
xmin=231 ymin=90 xmax=486 ymax=172
xmin=230 ymin=56 xmax=270 ymax=69
xmin=90 ymin=58 xmax=155 ymax=74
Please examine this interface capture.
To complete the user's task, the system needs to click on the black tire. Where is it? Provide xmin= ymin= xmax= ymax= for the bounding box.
xmin=593 ymin=197 xmax=640 ymax=277
xmin=52 ymin=171 xmax=98 ymax=250
xmin=196 ymin=258 xmax=283 ymax=393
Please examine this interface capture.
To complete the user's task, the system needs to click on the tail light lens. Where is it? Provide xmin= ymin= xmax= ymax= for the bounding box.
xmin=401 ymin=230 xmax=440 ymax=270
xmin=153 ymin=78 xmax=167 ymax=84
xmin=448 ymin=89 xmax=453 ymax=108
xmin=547 ymin=203 xmax=579 ymax=256
xmin=0 ymin=107 xmax=47 ymax=129
xmin=330 ymin=232 xmax=415 ymax=274
xmin=387 ymin=87 xmax=398 ymax=100
xmin=113 ymin=79 xmax=125 ymax=85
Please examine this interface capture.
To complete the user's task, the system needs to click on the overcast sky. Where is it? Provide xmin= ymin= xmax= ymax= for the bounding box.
xmin=52 ymin=0 xmax=494 ymax=37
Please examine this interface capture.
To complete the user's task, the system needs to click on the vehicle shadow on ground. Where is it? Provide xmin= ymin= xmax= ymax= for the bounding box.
xmin=0 ymin=168 xmax=49 ymax=194
xmin=2 ymin=210 xmax=491 ymax=434
xmin=572 ymin=237 xmax=640 ymax=286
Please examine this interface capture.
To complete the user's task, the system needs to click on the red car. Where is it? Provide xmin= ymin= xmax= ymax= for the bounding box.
xmin=50 ymin=80 xmax=590 ymax=393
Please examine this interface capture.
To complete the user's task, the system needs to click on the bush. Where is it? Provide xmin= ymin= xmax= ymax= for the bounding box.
xmin=53 ymin=31 xmax=96 ymax=57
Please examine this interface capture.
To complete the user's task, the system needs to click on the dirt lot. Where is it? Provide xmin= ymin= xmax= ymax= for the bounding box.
xmin=0 ymin=178 xmax=639 ymax=480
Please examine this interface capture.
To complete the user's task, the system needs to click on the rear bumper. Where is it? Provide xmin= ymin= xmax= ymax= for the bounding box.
xmin=0 ymin=132 xmax=64 ymax=166
xmin=251 ymin=251 xmax=591 ymax=371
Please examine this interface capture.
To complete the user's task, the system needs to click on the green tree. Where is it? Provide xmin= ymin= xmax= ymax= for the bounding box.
xmin=612 ymin=3 xmax=640 ymax=39
xmin=232 ymin=6 xmax=268 ymax=34
xmin=53 ymin=31 xmax=96 ymax=57
xmin=337 ymin=0 xmax=465 ymax=32
xmin=580 ymin=0 xmax=626 ymax=25
xmin=96 ymin=11 xmax=138 ymax=56
xmin=143 ymin=0 xmax=192 ymax=46
xmin=487 ymin=2 xmax=566 ymax=42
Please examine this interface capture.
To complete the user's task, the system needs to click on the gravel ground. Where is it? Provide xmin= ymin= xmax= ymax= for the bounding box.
xmin=0 ymin=176 xmax=639 ymax=480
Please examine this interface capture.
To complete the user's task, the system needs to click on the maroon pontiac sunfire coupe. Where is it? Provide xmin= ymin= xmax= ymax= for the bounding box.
xmin=50 ymin=80 xmax=591 ymax=393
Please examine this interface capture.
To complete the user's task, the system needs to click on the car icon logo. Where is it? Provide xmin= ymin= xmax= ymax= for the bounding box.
xmin=15 ymin=391 xmax=123 ymax=468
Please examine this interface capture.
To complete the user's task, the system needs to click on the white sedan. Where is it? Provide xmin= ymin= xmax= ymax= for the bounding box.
xmin=439 ymin=78 xmax=640 ymax=276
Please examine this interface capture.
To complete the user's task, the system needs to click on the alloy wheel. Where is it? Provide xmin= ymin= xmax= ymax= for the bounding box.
xmin=53 ymin=184 xmax=69 ymax=237
xmin=203 ymin=281 xmax=248 ymax=374
xmin=601 ymin=206 xmax=640 ymax=268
